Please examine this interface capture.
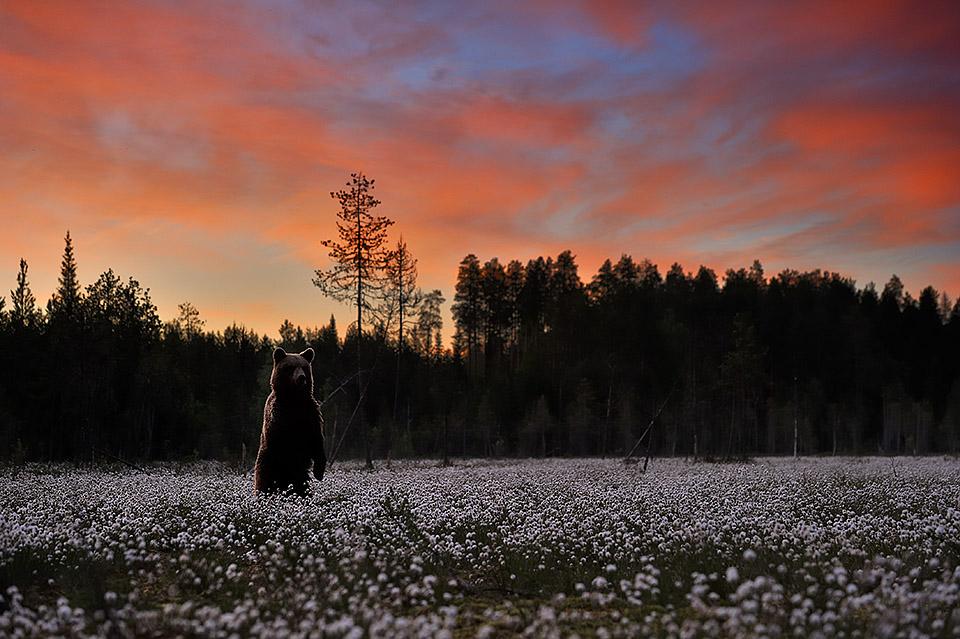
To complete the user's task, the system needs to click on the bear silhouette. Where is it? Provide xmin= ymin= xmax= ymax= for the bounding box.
xmin=254 ymin=347 xmax=325 ymax=495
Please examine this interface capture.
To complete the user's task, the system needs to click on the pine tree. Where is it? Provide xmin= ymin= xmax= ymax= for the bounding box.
xmin=47 ymin=230 xmax=81 ymax=323
xmin=313 ymin=172 xmax=394 ymax=467
xmin=452 ymin=254 xmax=483 ymax=377
xmin=480 ymin=258 xmax=510 ymax=370
xmin=505 ymin=260 xmax=524 ymax=353
xmin=10 ymin=258 xmax=39 ymax=328
xmin=322 ymin=314 xmax=338 ymax=344
xmin=173 ymin=302 xmax=205 ymax=339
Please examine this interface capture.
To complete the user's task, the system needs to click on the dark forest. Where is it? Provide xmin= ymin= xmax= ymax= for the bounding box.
xmin=2 ymin=233 xmax=959 ymax=464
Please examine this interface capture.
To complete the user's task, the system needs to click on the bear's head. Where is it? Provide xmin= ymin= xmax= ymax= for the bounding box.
xmin=271 ymin=347 xmax=315 ymax=397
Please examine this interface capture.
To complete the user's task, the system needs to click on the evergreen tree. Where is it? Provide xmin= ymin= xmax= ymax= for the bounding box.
xmin=588 ymin=258 xmax=617 ymax=302
xmin=47 ymin=231 xmax=81 ymax=323
xmin=517 ymin=256 xmax=551 ymax=358
xmin=480 ymin=258 xmax=509 ymax=370
xmin=452 ymin=254 xmax=483 ymax=376
xmin=504 ymin=260 xmax=525 ymax=351
xmin=83 ymin=270 xmax=161 ymax=341
xmin=278 ymin=319 xmax=306 ymax=351
xmin=314 ymin=173 xmax=394 ymax=328
xmin=172 ymin=302 xmax=205 ymax=339
xmin=320 ymin=314 xmax=339 ymax=346
xmin=4 ymin=228 xmax=960 ymax=462
xmin=882 ymin=274 xmax=905 ymax=310
xmin=10 ymin=258 xmax=39 ymax=328
xmin=45 ymin=232 xmax=84 ymax=459
xmin=313 ymin=172 xmax=394 ymax=468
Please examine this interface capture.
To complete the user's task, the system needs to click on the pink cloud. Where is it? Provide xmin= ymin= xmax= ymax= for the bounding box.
xmin=2 ymin=0 xmax=958 ymax=339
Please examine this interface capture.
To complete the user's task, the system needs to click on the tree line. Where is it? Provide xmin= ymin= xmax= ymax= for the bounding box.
xmin=449 ymin=252 xmax=960 ymax=458
xmin=0 ymin=227 xmax=451 ymax=465
xmin=2 ymin=187 xmax=958 ymax=463
xmin=0 ymin=234 xmax=272 ymax=463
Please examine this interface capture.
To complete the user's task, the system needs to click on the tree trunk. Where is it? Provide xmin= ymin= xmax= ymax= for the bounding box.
xmin=357 ymin=198 xmax=372 ymax=470
xmin=793 ymin=377 xmax=799 ymax=458
xmin=393 ymin=298 xmax=403 ymax=426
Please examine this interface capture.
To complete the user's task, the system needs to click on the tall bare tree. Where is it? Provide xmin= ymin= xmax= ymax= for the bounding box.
xmin=313 ymin=172 xmax=394 ymax=467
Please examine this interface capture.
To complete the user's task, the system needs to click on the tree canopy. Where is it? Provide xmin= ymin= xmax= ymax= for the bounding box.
xmin=2 ymin=231 xmax=958 ymax=464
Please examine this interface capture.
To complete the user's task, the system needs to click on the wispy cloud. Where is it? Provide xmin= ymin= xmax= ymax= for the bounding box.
xmin=1 ymin=0 xmax=958 ymax=335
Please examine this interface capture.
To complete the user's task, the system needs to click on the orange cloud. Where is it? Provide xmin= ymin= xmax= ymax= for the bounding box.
xmin=2 ymin=0 xmax=958 ymax=340
xmin=456 ymin=95 xmax=593 ymax=147
xmin=768 ymin=100 xmax=960 ymax=245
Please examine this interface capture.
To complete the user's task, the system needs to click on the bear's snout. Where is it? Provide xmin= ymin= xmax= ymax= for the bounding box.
xmin=293 ymin=369 xmax=307 ymax=386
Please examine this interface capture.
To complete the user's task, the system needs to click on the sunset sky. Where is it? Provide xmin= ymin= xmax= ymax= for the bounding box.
xmin=2 ymin=0 xmax=959 ymax=340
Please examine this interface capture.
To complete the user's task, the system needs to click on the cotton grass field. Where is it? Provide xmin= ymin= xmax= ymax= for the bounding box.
xmin=1 ymin=457 xmax=959 ymax=638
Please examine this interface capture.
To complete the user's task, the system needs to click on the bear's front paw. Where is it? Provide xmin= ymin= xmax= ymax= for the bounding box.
xmin=313 ymin=468 xmax=324 ymax=481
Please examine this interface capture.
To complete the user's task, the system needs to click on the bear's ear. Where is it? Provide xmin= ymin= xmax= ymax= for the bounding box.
xmin=273 ymin=348 xmax=287 ymax=364
xmin=300 ymin=347 xmax=315 ymax=363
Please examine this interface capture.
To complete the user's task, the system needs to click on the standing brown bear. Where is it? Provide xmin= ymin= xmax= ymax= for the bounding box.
xmin=254 ymin=347 xmax=326 ymax=495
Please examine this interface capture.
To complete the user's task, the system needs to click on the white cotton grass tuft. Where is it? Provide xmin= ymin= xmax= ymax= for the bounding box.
xmin=1 ymin=457 xmax=959 ymax=637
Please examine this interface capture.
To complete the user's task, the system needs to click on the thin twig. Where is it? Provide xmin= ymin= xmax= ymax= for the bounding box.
xmin=319 ymin=370 xmax=362 ymax=408
xmin=329 ymin=369 xmax=376 ymax=464
xmin=91 ymin=447 xmax=147 ymax=473
xmin=328 ymin=324 xmax=395 ymax=465
xmin=624 ymin=376 xmax=679 ymax=467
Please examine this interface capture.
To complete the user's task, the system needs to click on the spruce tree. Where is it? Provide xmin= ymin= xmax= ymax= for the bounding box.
xmin=47 ymin=231 xmax=82 ymax=324
xmin=452 ymin=254 xmax=483 ymax=377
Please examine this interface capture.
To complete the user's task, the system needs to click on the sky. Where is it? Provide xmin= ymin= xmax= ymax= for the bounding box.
xmin=2 ymin=0 xmax=959 ymax=340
